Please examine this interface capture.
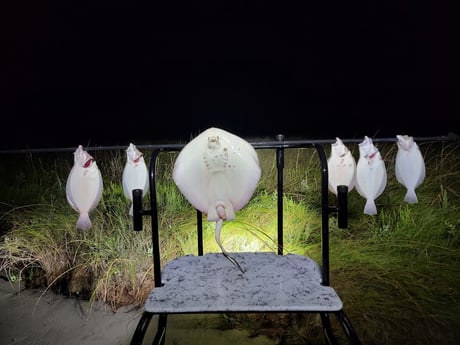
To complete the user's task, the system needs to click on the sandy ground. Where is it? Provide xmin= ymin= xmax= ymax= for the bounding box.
xmin=0 ymin=280 xmax=276 ymax=345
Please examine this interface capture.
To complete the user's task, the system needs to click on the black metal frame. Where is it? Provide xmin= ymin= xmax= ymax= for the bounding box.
xmin=130 ymin=135 xmax=361 ymax=345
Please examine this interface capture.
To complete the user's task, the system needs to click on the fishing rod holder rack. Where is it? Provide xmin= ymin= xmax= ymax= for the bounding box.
xmin=129 ymin=134 xmax=362 ymax=345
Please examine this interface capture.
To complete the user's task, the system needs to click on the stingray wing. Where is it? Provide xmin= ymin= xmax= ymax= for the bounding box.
xmin=173 ymin=127 xmax=261 ymax=215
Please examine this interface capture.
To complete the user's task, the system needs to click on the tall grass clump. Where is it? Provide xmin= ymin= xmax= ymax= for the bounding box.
xmin=0 ymin=150 xmax=188 ymax=309
xmin=316 ymin=140 xmax=460 ymax=345
xmin=0 ymin=139 xmax=459 ymax=344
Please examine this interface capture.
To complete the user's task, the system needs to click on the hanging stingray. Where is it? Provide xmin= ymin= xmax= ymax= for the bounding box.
xmin=172 ymin=127 xmax=261 ymax=272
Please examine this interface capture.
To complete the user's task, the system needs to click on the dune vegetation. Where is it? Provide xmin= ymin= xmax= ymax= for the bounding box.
xmin=0 ymin=139 xmax=459 ymax=344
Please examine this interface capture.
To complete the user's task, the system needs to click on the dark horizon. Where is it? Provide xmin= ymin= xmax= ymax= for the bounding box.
xmin=1 ymin=2 xmax=457 ymax=150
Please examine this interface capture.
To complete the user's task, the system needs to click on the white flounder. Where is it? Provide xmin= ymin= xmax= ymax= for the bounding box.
xmin=327 ymin=137 xmax=356 ymax=194
xmin=66 ymin=145 xmax=103 ymax=230
xmin=356 ymin=136 xmax=387 ymax=215
xmin=395 ymin=135 xmax=425 ymax=203
xmin=122 ymin=143 xmax=149 ymax=215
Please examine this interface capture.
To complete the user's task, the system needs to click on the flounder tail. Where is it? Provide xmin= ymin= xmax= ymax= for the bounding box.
xmin=404 ymin=189 xmax=418 ymax=204
xmin=364 ymin=199 xmax=378 ymax=215
xmin=76 ymin=213 xmax=92 ymax=230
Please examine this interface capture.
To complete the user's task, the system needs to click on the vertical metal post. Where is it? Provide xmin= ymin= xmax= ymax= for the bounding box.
xmin=132 ymin=189 xmax=144 ymax=231
xmin=197 ymin=210 xmax=203 ymax=256
xmin=337 ymin=185 xmax=348 ymax=229
xmin=149 ymin=149 xmax=163 ymax=288
xmin=314 ymin=143 xmax=330 ymax=286
xmin=276 ymin=134 xmax=284 ymax=255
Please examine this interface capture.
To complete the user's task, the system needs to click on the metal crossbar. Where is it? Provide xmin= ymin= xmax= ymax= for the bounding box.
xmin=0 ymin=133 xmax=456 ymax=155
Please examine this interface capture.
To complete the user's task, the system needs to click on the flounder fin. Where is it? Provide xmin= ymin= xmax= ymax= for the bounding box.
xmin=76 ymin=213 xmax=92 ymax=230
xmin=404 ymin=189 xmax=418 ymax=204
xmin=364 ymin=199 xmax=378 ymax=215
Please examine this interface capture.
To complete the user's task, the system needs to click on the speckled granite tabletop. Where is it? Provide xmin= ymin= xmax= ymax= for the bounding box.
xmin=145 ymin=252 xmax=342 ymax=313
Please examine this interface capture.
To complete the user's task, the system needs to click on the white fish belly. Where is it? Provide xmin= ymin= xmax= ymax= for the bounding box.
xmin=356 ymin=161 xmax=387 ymax=199
xmin=328 ymin=154 xmax=356 ymax=194
xmin=395 ymin=150 xmax=425 ymax=190
xmin=66 ymin=166 xmax=103 ymax=213
xmin=356 ymin=159 xmax=387 ymax=214
xmin=395 ymin=149 xmax=425 ymax=203
xmin=206 ymin=171 xmax=235 ymax=221
xmin=172 ymin=127 xmax=261 ymax=215
xmin=122 ymin=164 xmax=149 ymax=200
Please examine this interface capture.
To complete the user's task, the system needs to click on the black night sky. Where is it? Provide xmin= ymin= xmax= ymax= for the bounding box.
xmin=1 ymin=1 xmax=458 ymax=150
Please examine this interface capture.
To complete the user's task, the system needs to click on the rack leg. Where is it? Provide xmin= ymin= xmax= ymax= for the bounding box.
xmin=336 ymin=310 xmax=361 ymax=345
xmin=152 ymin=314 xmax=168 ymax=345
xmin=130 ymin=312 xmax=153 ymax=345
xmin=321 ymin=312 xmax=338 ymax=345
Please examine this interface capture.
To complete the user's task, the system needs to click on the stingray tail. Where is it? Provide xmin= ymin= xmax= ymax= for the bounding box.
xmin=215 ymin=219 xmax=245 ymax=273
xmin=76 ymin=212 xmax=92 ymax=230
xmin=404 ymin=188 xmax=418 ymax=204
xmin=363 ymin=199 xmax=378 ymax=215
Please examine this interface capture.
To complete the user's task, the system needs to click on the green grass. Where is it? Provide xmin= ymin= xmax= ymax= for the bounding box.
xmin=0 ymin=140 xmax=459 ymax=344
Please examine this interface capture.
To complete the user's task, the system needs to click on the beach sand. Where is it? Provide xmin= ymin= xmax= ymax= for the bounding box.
xmin=0 ymin=280 xmax=276 ymax=345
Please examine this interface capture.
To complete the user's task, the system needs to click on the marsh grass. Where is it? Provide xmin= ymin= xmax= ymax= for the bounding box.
xmin=0 ymin=140 xmax=459 ymax=344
